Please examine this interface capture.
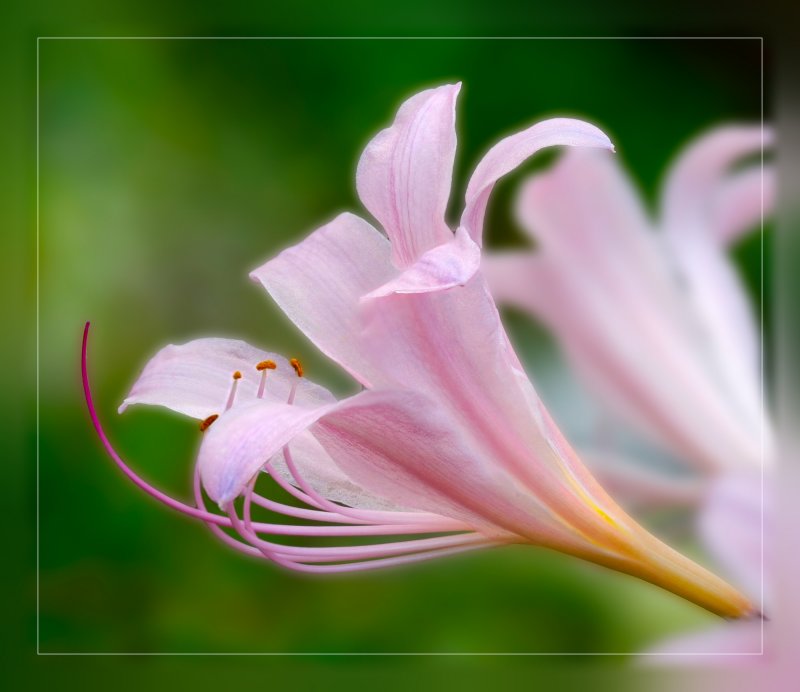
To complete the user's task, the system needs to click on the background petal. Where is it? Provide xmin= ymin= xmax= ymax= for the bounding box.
xmin=508 ymin=151 xmax=763 ymax=472
xmin=658 ymin=129 xmax=770 ymax=444
xmin=660 ymin=125 xmax=772 ymax=237
xmin=645 ymin=619 xmax=762 ymax=663
xmin=698 ymin=470 xmax=767 ymax=600
xmin=712 ymin=165 xmax=775 ymax=246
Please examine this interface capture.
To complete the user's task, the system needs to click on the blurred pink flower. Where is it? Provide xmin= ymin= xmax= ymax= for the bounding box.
xmin=483 ymin=126 xmax=774 ymax=652
xmin=485 ymin=126 xmax=773 ymax=503
xmin=84 ymin=86 xmax=754 ymax=618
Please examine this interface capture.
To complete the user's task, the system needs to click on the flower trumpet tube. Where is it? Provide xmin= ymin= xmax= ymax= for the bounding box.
xmin=87 ymin=84 xmax=757 ymax=619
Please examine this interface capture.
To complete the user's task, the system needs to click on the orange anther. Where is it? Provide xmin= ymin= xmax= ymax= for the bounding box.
xmin=256 ymin=360 xmax=277 ymax=371
xmin=290 ymin=358 xmax=304 ymax=378
xmin=199 ymin=414 xmax=219 ymax=432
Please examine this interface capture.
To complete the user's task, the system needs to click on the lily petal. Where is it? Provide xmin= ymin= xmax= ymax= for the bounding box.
xmin=482 ymin=251 xmax=559 ymax=320
xmin=660 ymin=129 xmax=769 ymax=435
xmin=461 ymin=117 xmax=614 ymax=246
xmin=359 ymin=276 xmax=552 ymax=479
xmin=712 ymin=165 xmax=775 ymax=246
xmin=356 ymin=83 xmax=461 ymax=267
xmin=363 ymin=226 xmax=480 ymax=299
xmin=198 ymin=398 xmax=337 ymax=506
xmin=582 ymin=452 xmax=705 ymax=511
xmin=699 ymin=471 xmax=766 ymax=599
xmin=250 ymin=212 xmax=395 ymax=388
xmin=645 ymin=619 xmax=762 ymax=662
xmin=313 ymin=389 xmax=576 ymax=544
xmin=119 ymin=338 xmax=335 ymax=419
xmin=661 ymin=125 xmax=772 ymax=237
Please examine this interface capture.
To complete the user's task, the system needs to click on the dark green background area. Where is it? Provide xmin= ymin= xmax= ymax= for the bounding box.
xmin=6 ymin=6 xmax=772 ymax=689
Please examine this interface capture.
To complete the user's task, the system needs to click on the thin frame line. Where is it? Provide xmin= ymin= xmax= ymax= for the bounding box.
xmin=36 ymin=35 xmax=41 ymax=658
xmin=36 ymin=36 xmax=765 ymax=41
xmin=759 ymin=35 xmax=766 ymax=656
xmin=36 ymin=34 xmax=767 ymax=658
xmin=37 ymin=652 xmax=768 ymax=657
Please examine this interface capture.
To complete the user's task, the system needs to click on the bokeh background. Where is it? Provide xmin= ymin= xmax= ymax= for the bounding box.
xmin=25 ymin=33 xmax=769 ymax=684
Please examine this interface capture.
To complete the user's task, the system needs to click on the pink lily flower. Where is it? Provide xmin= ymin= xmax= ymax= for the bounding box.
xmin=83 ymin=85 xmax=756 ymax=619
xmin=485 ymin=126 xmax=773 ymax=501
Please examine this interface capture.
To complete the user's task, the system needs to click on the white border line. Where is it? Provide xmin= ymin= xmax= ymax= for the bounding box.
xmin=36 ymin=35 xmax=41 ymax=658
xmin=36 ymin=35 xmax=767 ymax=657
xmin=759 ymin=35 xmax=766 ymax=657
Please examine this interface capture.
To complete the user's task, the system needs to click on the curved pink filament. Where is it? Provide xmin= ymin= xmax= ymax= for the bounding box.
xmin=228 ymin=491 xmax=496 ymax=571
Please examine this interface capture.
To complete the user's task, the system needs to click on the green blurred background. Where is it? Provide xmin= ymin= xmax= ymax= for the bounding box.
xmin=12 ymin=18 xmax=769 ymax=688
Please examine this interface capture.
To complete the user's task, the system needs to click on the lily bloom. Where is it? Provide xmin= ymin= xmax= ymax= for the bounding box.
xmin=83 ymin=84 xmax=755 ymax=619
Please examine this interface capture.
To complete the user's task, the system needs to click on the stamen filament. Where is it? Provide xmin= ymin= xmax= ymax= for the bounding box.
xmin=229 ymin=485 xmax=494 ymax=566
xmin=225 ymin=371 xmax=242 ymax=411
xmin=255 ymin=359 xmax=276 ymax=399
xmin=249 ymin=487 xmax=372 ymax=524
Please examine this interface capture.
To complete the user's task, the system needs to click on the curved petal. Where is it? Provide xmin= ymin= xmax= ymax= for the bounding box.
xmin=197 ymin=398 xmax=338 ymax=506
xmin=460 ymin=117 xmax=614 ymax=246
xmin=356 ymin=83 xmax=461 ymax=267
xmin=659 ymin=127 xmax=769 ymax=410
xmin=363 ymin=226 xmax=480 ymax=299
xmin=119 ymin=338 xmax=335 ymax=419
xmin=698 ymin=471 xmax=767 ymax=599
xmin=712 ymin=165 xmax=775 ymax=246
xmin=661 ymin=125 xmax=772 ymax=237
xmin=250 ymin=212 xmax=395 ymax=388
